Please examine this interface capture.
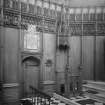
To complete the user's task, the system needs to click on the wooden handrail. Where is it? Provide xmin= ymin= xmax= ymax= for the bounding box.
xmin=29 ymin=86 xmax=51 ymax=99
xmin=21 ymin=86 xmax=51 ymax=105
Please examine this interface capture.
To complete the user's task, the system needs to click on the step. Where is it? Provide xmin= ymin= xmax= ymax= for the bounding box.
xmin=83 ymin=82 xmax=105 ymax=104
xmin=85 ymin=80 xmax=105 ymax=89
xmin=83 ymin=84 xmax=105 ymax=94
xmin=53 ymin=93 xmax=105 ymax=105
xmin=85 ymin=92 xmax=105 ymax=104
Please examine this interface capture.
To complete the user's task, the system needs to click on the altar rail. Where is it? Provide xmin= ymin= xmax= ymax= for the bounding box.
xmin=30 ymin=85 xmax=51 ymax=100
xmin=21 ymin=86 xmax=52 ymax=105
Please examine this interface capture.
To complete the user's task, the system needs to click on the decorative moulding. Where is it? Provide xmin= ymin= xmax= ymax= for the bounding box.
xmin=45 ymin=59 xmax=53 ymax=67
xmin=3 ymin=83 xmax=19 ymax=88
xmin=42 ymin=80 xmax=55 ymax=85
xmin=58 ymin=44 xmax=69 ymax=51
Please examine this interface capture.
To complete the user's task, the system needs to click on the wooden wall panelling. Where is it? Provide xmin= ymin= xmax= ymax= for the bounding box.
xmin=0 ymin=27 xmax=4 ymax=85
xmin=56 ymin=20 xmax=68 ymax=88
xmin=43 ymin=33 xmax=56 ymax=80
xmin=0 ymin=26 xmax=2 ymax=81
xmin=3 ymin=83 xmax=19 ymax=103
xmin=56 ymin=71 xmax=65 ymax=94
xmin=56 ymin=51 xmax=65 ymax=93
xmin=0 ymin=27 xmax=3 ymax=93
xmin=2 ymin=0 xmax=105 ymax=99
xmin=0 ymin=26 xmax=4 ymax=104
xmin=82 ymin=36 xmax=94 ymax=80
xmin=19 ymin=28 xmax=25 ymax=97
xmin=0 ymin=0 xmax=2 ymax=81
xmin=4 ymin=29 xmax=18 ymax=81
xmin=39 ymin=0 xmax=44 ymax=92
xmin=0 ymin=0 xmax=3 ymax=104
xmin=56 ymin=52 xmax=66 ymax=73
xmin=17 ymin=1 xmax=23 ymax=99
xmin=103 ymin=8 xmax=105 ymax=21
xmin=55 ymin=3 xmax=59 ymax=92
xmin=20 ymin=29 xmax=25 ymax=51
xmin=42 ymin=33 xmax=56 ymax=95
xmin=81 ymin=7 xmax=84 ymax=66
xmin=0 ymin=9 xmax=1 ymax=25
xmin=0 ymin=0 xmax=4 ymax=103
xmin=3 ymin=28 xmax=19 ymax=103
xmin=96 ymin=36 xmax=105 ymax=81
xmin=93 ymin=7 xmax=97 ymax=81
xmin=69 ymin=37 xmax=81 ymax=75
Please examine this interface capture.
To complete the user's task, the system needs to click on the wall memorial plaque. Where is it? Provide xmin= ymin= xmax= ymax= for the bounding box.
xmin=24 ymin=24 xmax=40 ymax=52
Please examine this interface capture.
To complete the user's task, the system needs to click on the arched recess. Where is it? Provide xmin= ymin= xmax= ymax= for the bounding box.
xmin=21 ymin=56 xmax=41 ymax=97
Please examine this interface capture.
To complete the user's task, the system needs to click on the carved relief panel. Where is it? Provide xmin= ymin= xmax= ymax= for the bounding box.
xmin=24 ymin=25 xmax=41 ymax=52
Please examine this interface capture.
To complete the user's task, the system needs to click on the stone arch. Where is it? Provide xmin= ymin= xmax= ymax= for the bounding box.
xmin=21 ymin=55 xmax=41 ymax=97
xmin=22 ymin=56 xmax=40 ymax=66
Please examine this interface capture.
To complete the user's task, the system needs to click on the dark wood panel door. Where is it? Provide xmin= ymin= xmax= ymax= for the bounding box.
xmin=22 ymin=57 xmax=40 ymax=96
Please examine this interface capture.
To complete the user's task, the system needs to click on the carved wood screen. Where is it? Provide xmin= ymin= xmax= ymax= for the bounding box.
xmin=0 ymin=0 xmax=105 ymax=37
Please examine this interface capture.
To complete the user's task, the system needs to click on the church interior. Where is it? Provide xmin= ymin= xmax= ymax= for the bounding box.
xmin=0 ymin=0 xmax=105 ymax=105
